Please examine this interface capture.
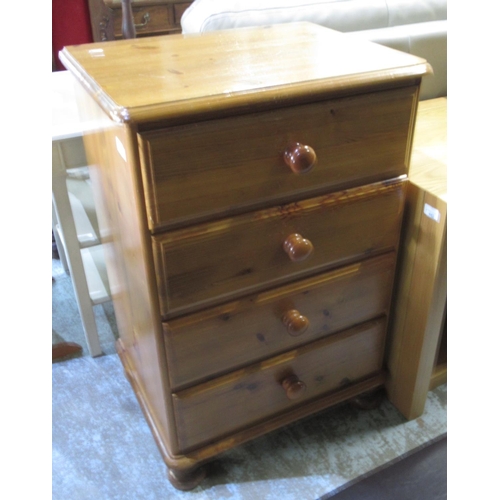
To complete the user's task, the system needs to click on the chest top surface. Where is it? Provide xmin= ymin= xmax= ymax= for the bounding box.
xmin=60 ymin=22 xmax=429 ymax=125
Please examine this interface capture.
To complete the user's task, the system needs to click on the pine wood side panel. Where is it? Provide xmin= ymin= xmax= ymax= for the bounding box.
xmin=153 ymin=179 xmax=405 ymax=318
xmin=173 ymin=317 xmax=387 ymax=452
xmin=386 ymin=97 xmax=447 ymax=419
xmin=73 ymin=83 xmax=179 ymax=455
xmin=386 ymin=185 xmax=447 ymax=419
xmin=406 ymin=97 xmax=447 ymax=199
xmin=165 ymin=252 xmax=396 ymax=390
xmin=139 ymin=86 xmax=417 ymax=230
xmin=74 ymin=97 xmax=135 ymax=353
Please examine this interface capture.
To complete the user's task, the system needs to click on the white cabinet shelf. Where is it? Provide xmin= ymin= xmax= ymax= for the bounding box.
xmin=52 ymin=70 xmax=112 ymax=357
xmin=82 ymin=245 xmax=111 ymax=305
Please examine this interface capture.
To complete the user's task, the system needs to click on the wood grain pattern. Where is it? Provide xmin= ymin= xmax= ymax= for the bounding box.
xmin=139 ymin=86 xmax=417 ymax=230
xmin=153 ymin=179 xmax=405 ymax=317
xmin=58 ymin=22 xmax=430 ymax=126
xmin=164 ymin=253 xmax=396 ymax=390
xmin=387 ymin=187 xmax=447 ymax=419
xmin=387 ymin=98 xmax=447 ymax=419
xmin=408 ymin=97 xmax=447 ymax=200
xmin=122 ymin=336 xmax=385 ymax=466
xmin=72 ymin=81 xmax=180 ymax=454
xmin=61 ymin=23 xmax=428 ymax=487
xmin=173 ymin=317 xmax=387 ymax=452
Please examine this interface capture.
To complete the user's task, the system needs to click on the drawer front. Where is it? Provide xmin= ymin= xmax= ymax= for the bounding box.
xmin=139 ymin=86 xmax=417 ymax=230
xmin=113 ymin=5 xmax=175 ymax=39
xmin=165 ymin=253 xmax=395 ymax=390
xmin=174 ymin=2 xmax=191 ymax=24
xmin=172 ymin=317 xmax=386 ymax=452
xmin=153 ymin=179 xmax=404 ymax=317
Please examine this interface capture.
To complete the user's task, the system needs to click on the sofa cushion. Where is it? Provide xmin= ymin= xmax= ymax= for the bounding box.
xmin=181 ymin=0 xmax=447 ymax=34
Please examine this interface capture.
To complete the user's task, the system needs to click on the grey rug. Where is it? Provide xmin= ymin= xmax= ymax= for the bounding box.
xmin=52 ymin=353 xmax=446 ymax=500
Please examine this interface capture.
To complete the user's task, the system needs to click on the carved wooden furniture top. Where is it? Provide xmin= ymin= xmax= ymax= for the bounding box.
xmin=60 ymin=22 xmax=430 ymax=126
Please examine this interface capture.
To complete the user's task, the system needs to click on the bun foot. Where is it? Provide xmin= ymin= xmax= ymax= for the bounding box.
xmin=167 ymin=465 xmax=206 ymax=491
xmin=350 ymin=388 xmax=385 ymax=410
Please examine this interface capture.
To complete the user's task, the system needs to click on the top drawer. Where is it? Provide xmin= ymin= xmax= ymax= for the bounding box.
xmin=112 ymin=2 xmax=192 ymax=38
xmin=113 ymin=5 xmax=177 ymax=39
xmin=139 ymin=86 xmax=418 ymax=231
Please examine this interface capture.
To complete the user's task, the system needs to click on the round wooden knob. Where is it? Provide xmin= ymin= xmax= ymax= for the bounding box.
xmin=281 ymin=375 xmax=307 ymax=400
xmin=283 ymin=233 xmax=313 ymax=262
xmin=282 ymin=310 xmax=310 ymax=336
xmin=283 ymin=143 xmax=317 ymax=174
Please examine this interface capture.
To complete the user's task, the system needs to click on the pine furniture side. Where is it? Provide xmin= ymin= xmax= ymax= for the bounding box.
xmin=60 ymin=23 xmax=431 ymax=489
xmin=386 ymin=97 xmax=447 ymax=419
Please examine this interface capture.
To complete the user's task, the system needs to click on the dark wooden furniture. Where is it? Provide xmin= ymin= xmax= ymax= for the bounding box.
xmin=60 ymin=23 xmax=430 ymax=490
xmin=87 ymin=0 xmax=193 ymax=41
xmin=52 ymin=342 xmax=83 ymax=361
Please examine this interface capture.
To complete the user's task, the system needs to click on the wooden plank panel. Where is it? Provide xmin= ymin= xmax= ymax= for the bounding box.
xmin=386 ymin=97 xmax=447 ymax=419
xmin=387 ymin=187 xmax=447 ymax=419
xmin=73 ymin=81 xmax=179 ymax=455
xmin=139 ymin=86 xmax=417 ymax=230
xmin=153 ymin=179 xmax=405 ymax=317
xmin=173 ymin=317 xmax=387 ymax=452
xmin=165 ymin=253 xmax=396 ymax=390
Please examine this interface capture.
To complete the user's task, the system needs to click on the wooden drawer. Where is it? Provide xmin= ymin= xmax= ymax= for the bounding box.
xmin=113 ymin=5 xmax=175 ymax=39
xmin=165 ymin=253 xmax=395 ymax=390
xmin=139 ymin=86 xmax=417 ymax=230
xmin=153 ymin=178 xmax=405 ymax=317
xmin=172 ymin=317 xmax=387 ymax=452
xmin=173 ymin=2 xmax=190 ymax=24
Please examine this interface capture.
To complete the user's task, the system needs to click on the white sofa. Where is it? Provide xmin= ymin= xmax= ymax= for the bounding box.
xmin=181 ymin=0 xmax=447 ymax=100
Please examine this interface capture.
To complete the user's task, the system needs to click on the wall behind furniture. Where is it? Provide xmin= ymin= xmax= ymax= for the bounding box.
xmin=53 ymin=0 xmax=93 ymax=71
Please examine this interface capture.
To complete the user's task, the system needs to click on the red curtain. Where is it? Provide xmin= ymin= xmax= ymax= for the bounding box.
xmin=52 ymin=0 xmax=93 ymax=71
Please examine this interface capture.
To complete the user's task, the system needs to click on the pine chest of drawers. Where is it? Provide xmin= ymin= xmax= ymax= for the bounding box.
xmin=60 ymin=22 xmax=430 ymax=490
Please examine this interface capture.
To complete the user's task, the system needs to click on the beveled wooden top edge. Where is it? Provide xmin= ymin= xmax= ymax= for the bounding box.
xmin=60 ymin=22 xmax=431 ymax=126
xmin=59 ymin=48 xmax=131 ymax=124
xmin=123 ymin=67 xmax=429 ymax=129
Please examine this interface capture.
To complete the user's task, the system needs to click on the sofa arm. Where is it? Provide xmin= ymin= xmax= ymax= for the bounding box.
xmin=344 ymin=20 xmax=447 ymax=99
xmin=181 ymin=1 xmax=447 ymax=99
xmin=181 ymin=0 xmax=447 ymax=34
